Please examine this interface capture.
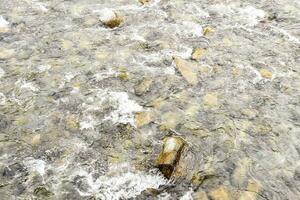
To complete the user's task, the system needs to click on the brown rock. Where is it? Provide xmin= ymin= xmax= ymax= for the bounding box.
xmin=156 ymin=136 xmax=185 ymax=178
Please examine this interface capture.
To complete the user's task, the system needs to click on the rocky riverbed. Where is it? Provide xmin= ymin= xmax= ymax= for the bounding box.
xmin=0 ymin=0 xmax=300 ymax=199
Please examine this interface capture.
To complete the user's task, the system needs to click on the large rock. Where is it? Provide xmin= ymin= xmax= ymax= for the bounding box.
xmin=156 ymin=136 xmax=185 ymax=178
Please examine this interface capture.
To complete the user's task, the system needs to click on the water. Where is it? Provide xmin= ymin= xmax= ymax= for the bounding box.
xmin=0 ymin=0 xmax=299 ymax=199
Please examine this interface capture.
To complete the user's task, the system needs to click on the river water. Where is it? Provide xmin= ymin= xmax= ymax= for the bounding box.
xmin=0 ymin=0 xmax=299 ymax=199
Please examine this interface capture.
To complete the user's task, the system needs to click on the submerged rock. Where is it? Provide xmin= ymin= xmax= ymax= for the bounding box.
xmin=156 ymin=136 xmax=185 ymax=179
xmin=174 ymin=57 xmax=199 ymax=85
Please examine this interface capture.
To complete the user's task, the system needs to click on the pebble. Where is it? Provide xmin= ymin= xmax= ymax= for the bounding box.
xmin=260 ymin=69 xmax=273 ymax=79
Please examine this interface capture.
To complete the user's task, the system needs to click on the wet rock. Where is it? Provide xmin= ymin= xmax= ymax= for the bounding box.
xmin=209 ymin=186 xmax=231 ymax=200
xmin=191 ymin=48 xmax=206 ymax=60
xmin=139 ymin=0 xmax=150 ymax=5
xmin=156 ymin=136 xmax=185 ymax=178
xmin=135 ymin=111 xmax=155 ymax=128
xmin=203 ymin=26 xmax=214 ymax=36
xmin=260 ymin=69 xmax=273 ymax=79
xmin=99 ymin=9 xmax=124 ymax=28
xmin=174 ymin=57 xmax=199 ymax=85
xmin=134 ymin=78 xmax=153 ymax=96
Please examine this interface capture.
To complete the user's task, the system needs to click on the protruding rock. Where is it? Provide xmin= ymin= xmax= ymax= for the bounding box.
xmin=99 ymin=9 xmax=124 ymax=28
xmin=174 ymin=57 xmax=199 ymax=85
xmin=156 ymin=136 xmax=185 ymax=178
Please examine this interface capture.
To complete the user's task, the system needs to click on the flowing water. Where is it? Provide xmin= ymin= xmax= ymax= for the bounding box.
xmin=0 ymin=0 xmax=299 ymax=199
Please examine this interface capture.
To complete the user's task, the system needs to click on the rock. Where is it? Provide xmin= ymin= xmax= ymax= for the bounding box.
xmin=203 ymin=26 xmax=214 ymax=36
xmin=156 ymin=136 xmax=185 ymax=178
xmin=191 ymin=48 xmax=206 ymax=60
xmin=65 ymin=115 xmax=79 ymax=131
xmin=174 ymin=57 xmax=199 ymax=85
xmin=34 ymin=186 xmax=54 ymax=198
xmin=0 ymin=48 xmax=14 ymax=60
xmin=260 ymin=69 xmax=272 ymax=79
xmin=193 ymin=191 xmax=209 ymax=200
xmin=202 ymin=93 xmax=219 ymax=109
xmin=238 ymin=181 xmax=261 ymax=200
xmin=241 ymin=108 xmax=258 ymax=119
xmin=134 ymin=78 xmax=153 ymax=96
xmin=139 ymin=0 xmax=150 ymax=5
xmin=135 ymin=111 xmax=155 ymax=127
xmin=99 ymin=9 xmax=124 ymax=28
xmin=209 ymin=186 xmax=231 ymax=200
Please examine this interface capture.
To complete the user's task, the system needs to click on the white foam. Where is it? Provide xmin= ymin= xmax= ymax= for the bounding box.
xmin=238 ymin=6 xmax=265 ymax=26
xmin=98 ymin=8 xmax=116 ymax=23
xmin=37 ymin=65 xmax=51 ymax=73
xmin=181 ymin=21 xmax=203 ymax=37
xmin=0 ymin=93 xmax=6 ymax=105
xmin=209 ymin=4 xmax=265 ymax=26
xmin=270 ymin=25 xmax=300 ymax=44
xmin=0 ymin=16 xmax=9 ymax=28
xmin=179 ymin=188 xmax=194 ymax=200
xmin=73 ymin=167 xmax=167 ymax=199
xmin=94 ymin=68 xmax=117 ymax=81
xmin=102 ymin=91 xmax=143 ymax=125
xmin=23 ymin=158 xmax=46 ymax=176
xmin=0 ymin=67 xmax=5 ymax=79
xmin=80 ymin=115 xmax=96 ymax=130
xmin=16 ymin=79 xmax=39 ymax=92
